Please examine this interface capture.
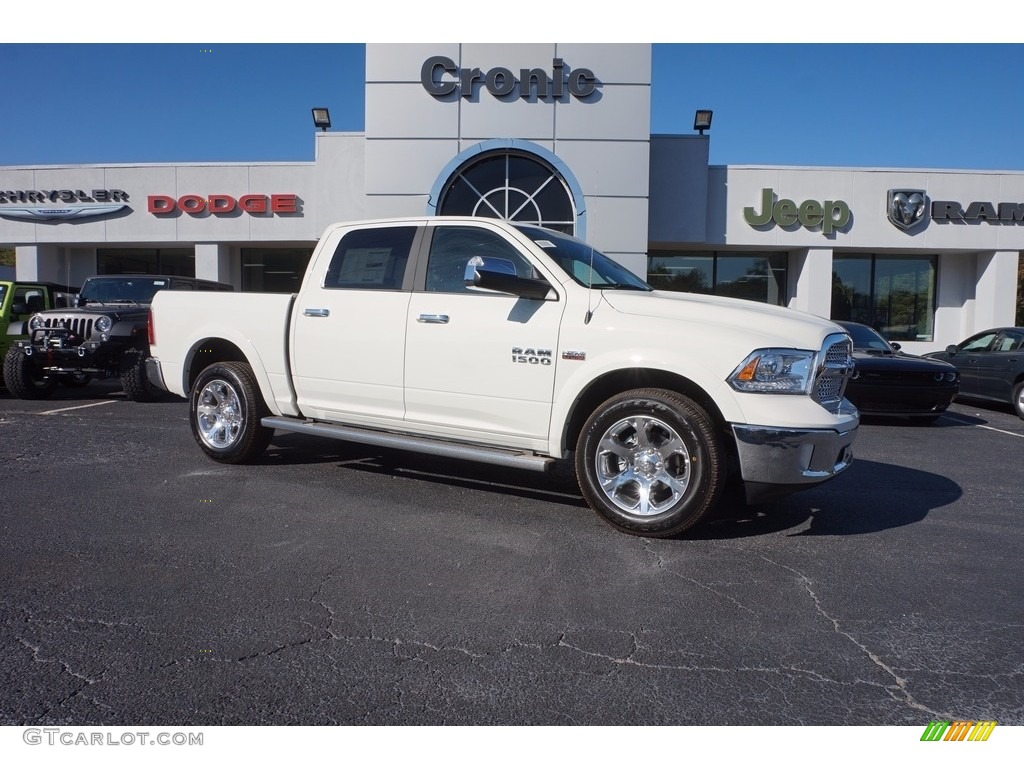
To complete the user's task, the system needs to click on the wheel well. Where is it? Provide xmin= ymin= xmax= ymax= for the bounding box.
xmin=562 ymin=369 xmax=731 ymax=454
xmin=187 ymin=338 xmax=249 ymax=391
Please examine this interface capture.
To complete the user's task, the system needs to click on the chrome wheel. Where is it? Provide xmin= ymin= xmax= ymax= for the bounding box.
xmin=576 ymin=388 xmax=724 ymax=537
xmin=196 ymin=378 xmax=243 ymax=450
xmin=594 ymin=415 xmax=693 ymax=517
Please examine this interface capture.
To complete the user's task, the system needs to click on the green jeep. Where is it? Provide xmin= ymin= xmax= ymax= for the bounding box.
xmin=1 ymin=280 xmax=78 ymax=389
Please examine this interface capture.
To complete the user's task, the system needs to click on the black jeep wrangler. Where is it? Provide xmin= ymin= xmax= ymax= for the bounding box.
xmin=3 ymin=274 xmax=232 ymax=401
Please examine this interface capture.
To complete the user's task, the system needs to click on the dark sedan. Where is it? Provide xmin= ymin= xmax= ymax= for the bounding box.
xmin=924 ymin=327 xmax=1024 ymax=420
xmin=836 ymin=321 xmax=959 ymax=422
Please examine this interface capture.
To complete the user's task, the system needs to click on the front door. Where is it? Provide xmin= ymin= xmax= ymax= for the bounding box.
xmin=975 ymin=329 xmax=1024 ymax=400
xmin=404 ymin=224 xmax=564 ymax=445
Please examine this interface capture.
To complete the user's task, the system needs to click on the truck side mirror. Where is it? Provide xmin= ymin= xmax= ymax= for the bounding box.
xmin=464 ymin=256 xmax=553 ymax=300
xmin=11 ymin=302 xmax=28 ymax=316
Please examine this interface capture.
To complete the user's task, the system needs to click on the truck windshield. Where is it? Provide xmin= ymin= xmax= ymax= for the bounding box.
xmin=79 ymin=277 xmax=171 ymax=305
xmin=514 ymin=225 xmax=652 ymax=291
xmin=0 ymin=284 xmax=7 ymax=308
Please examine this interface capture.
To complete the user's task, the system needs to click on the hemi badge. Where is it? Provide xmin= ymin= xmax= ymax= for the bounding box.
xmin=562 ymin=350 xmax=586 ymax=361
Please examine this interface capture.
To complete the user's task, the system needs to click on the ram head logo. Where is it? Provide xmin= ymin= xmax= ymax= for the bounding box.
xmin=887 ymin=189 xmax=928 ymax=232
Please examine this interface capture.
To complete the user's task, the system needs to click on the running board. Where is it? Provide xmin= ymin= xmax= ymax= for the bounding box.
xmin=261 ymin=416 xmax=553 ymax=473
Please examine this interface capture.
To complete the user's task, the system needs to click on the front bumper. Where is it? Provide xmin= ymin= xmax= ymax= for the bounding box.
xmin=732 ymin=421 xmax=858 ymax=504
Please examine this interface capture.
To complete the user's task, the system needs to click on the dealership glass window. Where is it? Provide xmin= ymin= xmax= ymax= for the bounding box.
xmin=831 ymin=254 xmax=937 ymax=342
xmin=438 ymin=151 xmax=577 ymax=235
xmin=647 ymin=251 xmax=788 ymax=305
xmin=98 ymin=248 xmax=195 ymax=276
xmin=241 ymin=248 xmax=314 ymax=293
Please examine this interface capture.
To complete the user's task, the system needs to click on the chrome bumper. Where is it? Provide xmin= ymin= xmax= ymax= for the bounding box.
xmin=732 ymin=422 xmax=858 ymax=504
xmin=145 ymin=357 xmax=168 ymax=391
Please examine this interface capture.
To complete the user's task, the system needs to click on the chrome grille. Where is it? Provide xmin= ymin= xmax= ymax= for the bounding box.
xmin=813 ymin=334 xmax=853 ymax=407
xmin=43 ymin=315 xmax=94 ymax=339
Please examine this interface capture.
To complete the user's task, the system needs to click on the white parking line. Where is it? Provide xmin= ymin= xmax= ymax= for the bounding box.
xmin=38 ymin=401 xmax=119 ymax=416
xmin=941 ymin=413 xmax=1024 ymax=438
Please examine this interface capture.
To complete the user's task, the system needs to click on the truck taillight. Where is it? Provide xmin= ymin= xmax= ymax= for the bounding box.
xmin=148 ymin=309 xmax=155 ymax=346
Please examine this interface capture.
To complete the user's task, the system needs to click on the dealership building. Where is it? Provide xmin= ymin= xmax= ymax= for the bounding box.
xmin=2 ymin=43 xmax=1020 ymax=353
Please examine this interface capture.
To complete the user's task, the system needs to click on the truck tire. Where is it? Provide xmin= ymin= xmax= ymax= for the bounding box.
xmin=1013 ymin=381 xmax=1024 ymax=420
xmin=2 ymin=346 xmax=58 ymax=400
xmin=190 ymin=361 xmax=272 ymax=464
xmin=120 ymin=349 xmax=160 ymax=402
xmin=575 ymin=388 xmax=724 ymax=537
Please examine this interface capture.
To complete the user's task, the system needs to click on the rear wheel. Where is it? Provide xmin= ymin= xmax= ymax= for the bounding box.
xmin=190 ymin=361 xmax=273 ymax=463
xmin=120 ymin=348 xmax=160 ymax=402
xmin=2 ymin=347 xmax=57 ymax=399
xmin=575 ymin=388 xmax=724 ymax=537
xmin=1013 ymin=381 xmax=1024 ymax=420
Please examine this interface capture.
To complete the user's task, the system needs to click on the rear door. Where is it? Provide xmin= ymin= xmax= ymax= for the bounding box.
xmin=290 ymin=224 xmax=421 ymax=423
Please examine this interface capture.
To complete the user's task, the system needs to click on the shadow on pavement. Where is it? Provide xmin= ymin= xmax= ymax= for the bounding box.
xmin=261 ymin=432 xmax=588 ymax=507
xmin=697 ymin=458 xmax=961 ymax=539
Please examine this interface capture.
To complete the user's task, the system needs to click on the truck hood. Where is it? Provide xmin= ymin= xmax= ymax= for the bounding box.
xmin=602 ymin=290 xmax=846 ymax=350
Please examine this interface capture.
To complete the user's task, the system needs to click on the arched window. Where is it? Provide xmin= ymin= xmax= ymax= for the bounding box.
xmin=437 ymin=151 xmax=576 ymax=235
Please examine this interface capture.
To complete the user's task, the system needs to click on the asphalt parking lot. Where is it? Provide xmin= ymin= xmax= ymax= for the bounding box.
xmin=1 ymin=383 xmax=1022 ymax=726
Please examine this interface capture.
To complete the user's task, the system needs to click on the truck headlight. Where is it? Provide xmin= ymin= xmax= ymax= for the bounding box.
xmin=28 ymin=314 xmax=46 ymax=331
xmin=95 ymin=315 xmax=112 ymax=333
xmin=728 ymin=349 xmax=816 ymax=394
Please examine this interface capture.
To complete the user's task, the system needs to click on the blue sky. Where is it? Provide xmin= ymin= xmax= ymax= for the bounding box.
xmin=2 ymin=38 xmax=1022 ymax=171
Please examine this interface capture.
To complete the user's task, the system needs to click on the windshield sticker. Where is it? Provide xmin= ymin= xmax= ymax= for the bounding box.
xmin=535 ymin=240 xmax=557 ymax=249
xmin=154 ymin=280 xmax=167 ymax=286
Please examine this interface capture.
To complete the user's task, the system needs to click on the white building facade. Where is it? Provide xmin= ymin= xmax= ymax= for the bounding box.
xmin=1 ymin=43 xmax=1020 ymax=354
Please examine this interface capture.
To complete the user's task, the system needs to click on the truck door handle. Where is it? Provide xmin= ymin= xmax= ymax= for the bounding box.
xmin=417 ymin=314 xmax=449 ymax=324
xmin=303 ymin=308 xmax=330 ymax=318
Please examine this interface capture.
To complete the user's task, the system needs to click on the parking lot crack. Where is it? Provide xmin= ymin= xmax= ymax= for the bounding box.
xmin=759 ymin=555 xmax=953 ymax=720
xmin=641 ymin=541 xmax=759 ymax=617
xmin=236 ymin=637 xmax=315 ymax=662
xmin=16 ymin=637 xmax=104 ymax=686
xmin=16 ymin=637 xmax=107 ymax=721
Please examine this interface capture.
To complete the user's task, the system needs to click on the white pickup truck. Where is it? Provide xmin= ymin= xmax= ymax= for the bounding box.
xmin=147 ymin=217 xmax=858 ymax=537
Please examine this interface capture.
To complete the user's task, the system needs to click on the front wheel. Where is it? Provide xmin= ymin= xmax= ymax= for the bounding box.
xmin=190 ymin=361 xmax=272 ymax=463
xmin=1013 ymin=381 xmax=1024 ymax=420
xmin=575 ymin=388 xmax=725 ymax=537
xmin=2 ymin=346 xmax=58 ymax=399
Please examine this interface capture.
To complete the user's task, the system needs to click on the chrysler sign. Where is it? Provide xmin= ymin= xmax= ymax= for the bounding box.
xmin=0 ymin=189 xmax=130 ymax=221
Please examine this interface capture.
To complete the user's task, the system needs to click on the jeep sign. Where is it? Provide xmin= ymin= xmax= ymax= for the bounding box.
xmin=744 ymin=188 xmax=851 ymax=236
